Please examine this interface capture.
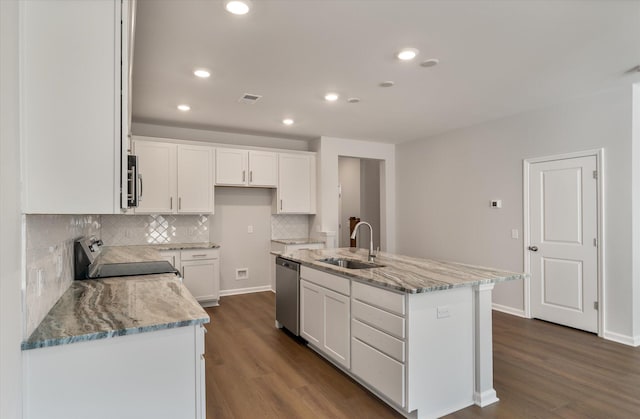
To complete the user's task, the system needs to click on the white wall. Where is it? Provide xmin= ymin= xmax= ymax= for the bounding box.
xmin=311 ymin=136 xmax=396 ymax=252
xmin=0 ymin=0 xmax=23 ymax=415
xmin=396 ymin=87 xmax=636 ymax=341
xmin=633 ymin=83 xmax=640 ymax=342
xmin=132 ymin=122 xmax=310 ymax=151
xmin=338 ymin=157 xmax=361 ymax=247
xmin=210 ymin=188 xmax=273 ymax=293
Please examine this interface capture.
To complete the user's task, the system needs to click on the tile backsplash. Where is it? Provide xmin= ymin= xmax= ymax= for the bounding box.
xmin=271 ymin=214 xmax=310 ymax=239
xmin=101 ymin=214 xmax=210 ymax=245
xmin=24 ymin=215 xmax=101 ymax=337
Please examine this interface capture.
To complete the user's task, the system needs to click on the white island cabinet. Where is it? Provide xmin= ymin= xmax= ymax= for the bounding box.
xmin=294 ymin=260 xmax=501 ymax=419
xmin=20 ymin=0 xmax=132 ymax=214
xmin=24 ymin=324 xmax=206 ymax=419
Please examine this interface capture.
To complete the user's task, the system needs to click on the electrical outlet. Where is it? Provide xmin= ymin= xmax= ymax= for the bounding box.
xmin=511 ymin=229 xmax=519 ymax=239
xmin=235 ymin=268 xmax=249 ymax=280
xmin=437 ymin=305 xmax=450 ymax=319
xmin=247 ymin=225 xmax=254 ymax=234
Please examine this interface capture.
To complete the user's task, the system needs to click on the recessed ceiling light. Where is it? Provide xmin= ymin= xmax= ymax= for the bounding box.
xmin=282 ymin=118 xmax=294 ymax=126
xmin=324 ymin=93 xmax=339 ymax=102
xmin=420 ymin=58 xmax=440 ymax=68
xmin=379 ymin=81 xmax=395 ymax=88
xmin=177 ymin=104 xmax=191 ymax=111
xmin=347 ymin=97 xmax=361 ymax=103
xmin=194 ymin=69 xmax=211 ymax=78
xmin=397 ymin=48 xmax=419 ymax=61
xmin=225 ymin=0 xmax=251 ymax=15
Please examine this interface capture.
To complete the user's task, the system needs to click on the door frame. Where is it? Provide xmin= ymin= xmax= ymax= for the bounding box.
xmin=523 ymin=148 xmax=605 ymax=337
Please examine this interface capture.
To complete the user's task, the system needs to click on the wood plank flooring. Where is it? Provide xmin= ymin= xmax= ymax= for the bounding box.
xmin=204 ymin=292 xmax=640 ymax=419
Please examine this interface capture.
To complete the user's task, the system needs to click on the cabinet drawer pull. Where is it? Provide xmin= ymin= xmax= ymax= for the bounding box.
xmin=192 ymin=254 xmax=207 ymax=257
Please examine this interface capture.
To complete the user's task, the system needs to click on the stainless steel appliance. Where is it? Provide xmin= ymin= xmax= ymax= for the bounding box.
xmin=74 ymin=236 xmax=178 ymax=280
xmin=275 ymin=257 xmax=300 ymax=335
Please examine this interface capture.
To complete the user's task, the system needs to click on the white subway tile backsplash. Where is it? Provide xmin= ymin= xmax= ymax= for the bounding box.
xmin=24 ymin=215 xmax=100 ymax=337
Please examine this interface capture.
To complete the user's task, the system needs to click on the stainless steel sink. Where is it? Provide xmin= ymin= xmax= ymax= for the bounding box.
xmin=317 ymin=257 xmax=385 ymax=269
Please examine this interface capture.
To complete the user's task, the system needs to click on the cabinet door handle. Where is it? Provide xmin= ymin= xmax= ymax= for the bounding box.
xmin=242 ymin=170 xmax=246 ymax=182
xmin=138 ymin=173 xmax=143 ymax=202
xmin=170 ymin=197 xmax=173 ymax=209
xmin=249 ymin=170 xmax=253 ymax=183
xmin=280 ymin=199 xmax=283 ymax=210
xmin=179 ymin=197 xmax=182 ymax=210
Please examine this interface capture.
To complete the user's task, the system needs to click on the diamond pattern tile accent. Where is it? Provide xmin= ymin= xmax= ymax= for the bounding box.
xmin=101 ymin=214 xmax=210 ymax=245
xmin=271 ymin=215 xmax=310 ymax=239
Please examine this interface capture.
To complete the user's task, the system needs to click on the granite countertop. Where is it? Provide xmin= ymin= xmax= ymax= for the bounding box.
xmin=271 ymin=238 xmax=325 ymax=245
xmin=279 ymin=248 xmax=526 ymax=294
xmin=22 ymin=244 xmax=210 ymax=350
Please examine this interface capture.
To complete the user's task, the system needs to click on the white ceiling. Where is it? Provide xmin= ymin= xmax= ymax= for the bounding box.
xmin=132 ymin=0 xmax=640 ymax=144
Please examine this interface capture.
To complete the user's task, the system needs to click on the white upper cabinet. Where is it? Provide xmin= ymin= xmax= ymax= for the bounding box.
xmin=276 ymin=153 xmax=316 ymax=214
xmin=247 ymin=151 xmax=278 ymax=187
xmin=133 ymin=138 xmax=214 ymax=214
xmin=215 ymin=148 xmax=248 ymax=186
xmin=177 ymin=145 xmax=215 ymax=213
xmin=215 ymin=149 xmax=277 ymax=187
xmin=20 ymin=0 xmax=130 ymax=214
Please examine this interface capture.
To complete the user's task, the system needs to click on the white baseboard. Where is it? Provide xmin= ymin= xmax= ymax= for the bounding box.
xmin=603 ymin=330 xmax=640 ymax=347
xmin=492 ymin=303 xmax=527 ymax=318
xmin=219 ymin=285 xmax=273 ymax=297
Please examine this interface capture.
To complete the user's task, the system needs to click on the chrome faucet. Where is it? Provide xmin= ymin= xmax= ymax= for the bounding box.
xmin=350 ymin=221 xmax=376 ymax=262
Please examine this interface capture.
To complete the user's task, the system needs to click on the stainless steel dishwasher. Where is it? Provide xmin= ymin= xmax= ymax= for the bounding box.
xmin=275 ymin=257 xmax=300 ymax=335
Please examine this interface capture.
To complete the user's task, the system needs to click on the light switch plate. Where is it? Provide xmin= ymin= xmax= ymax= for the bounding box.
xmin=437 ymin=305 xmax=450 ymax=319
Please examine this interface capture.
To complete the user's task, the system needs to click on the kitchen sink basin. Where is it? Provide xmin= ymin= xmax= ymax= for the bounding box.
xmin=317 ymin=257 xmax=385 ymax=269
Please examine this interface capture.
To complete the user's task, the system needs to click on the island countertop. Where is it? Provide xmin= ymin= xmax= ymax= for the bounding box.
xmin=22 ymin=244 xmax=210 ymax=350
xmin=279 ymin=247 xmax=526 ymax=294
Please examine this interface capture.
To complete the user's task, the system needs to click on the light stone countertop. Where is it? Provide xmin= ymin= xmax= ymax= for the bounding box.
xmin=279 ymin=248 xmax=526 ymax=294
xmin=22 ymin=244 xmax=211 ymax=350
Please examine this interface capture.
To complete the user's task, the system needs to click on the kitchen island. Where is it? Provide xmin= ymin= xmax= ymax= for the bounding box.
xmin=278 ymin=247 xmax=526 ymax=419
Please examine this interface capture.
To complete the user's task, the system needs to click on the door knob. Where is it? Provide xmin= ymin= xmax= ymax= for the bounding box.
xmin=528 ymin=245 xmax=539 ymax=252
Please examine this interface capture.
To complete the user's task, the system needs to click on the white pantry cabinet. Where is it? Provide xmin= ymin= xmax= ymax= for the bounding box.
xmin=300 ymin=267 xmax=350 ymax=369
xmin=215 ymin=148 xmax=277 ymax=187
xmin=20 ymin=0 xmax=132 ymax=214
xmin=24 ymin=324 xmax=206 ymax=419
xmin=275 ymin=153 xmax=316 ymax=214
xmin=133 ymin=139 xmax=214 ymax=214
xmin=161 ymin=248 xmax=220 ymax=307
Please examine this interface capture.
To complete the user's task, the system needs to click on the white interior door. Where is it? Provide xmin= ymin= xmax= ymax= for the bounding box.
xmin=528 ymin=155 xmax=598 ymax=333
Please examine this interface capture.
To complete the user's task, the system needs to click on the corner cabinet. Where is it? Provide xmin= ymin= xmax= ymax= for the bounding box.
xmin=20 ymin=0 xmax=132 ymax=214
xmin=300 ymin=267 xmax=350 ymax=369
xmin=133 ymin=139 xmax=215 ymax=215
xmin=215 ymin=148 xmax=277 ymax=187
xmin=275 ymin=153 xmax=316 ymax=214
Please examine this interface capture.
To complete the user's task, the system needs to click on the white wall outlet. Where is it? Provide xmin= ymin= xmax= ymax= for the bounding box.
xmin=247 ymin=225 xmax=254 ymax=234
xmin=235 ymin=268 xmax=249 ymax=280
xmin=437 ymin=305 xmax=450 ymax=319
xmin=490 ymin=200 xmax=502 ymax=208
xmin=511 ymin=229 xmax=519 ymax=239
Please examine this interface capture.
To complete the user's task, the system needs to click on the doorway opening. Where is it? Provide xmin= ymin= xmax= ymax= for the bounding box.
xmin=338 ymin=157 xmax=381 ymax=250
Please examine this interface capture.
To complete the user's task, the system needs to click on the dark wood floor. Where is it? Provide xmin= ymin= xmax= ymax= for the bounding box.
xmin=204 ymin=292 xmax=640 ymax=419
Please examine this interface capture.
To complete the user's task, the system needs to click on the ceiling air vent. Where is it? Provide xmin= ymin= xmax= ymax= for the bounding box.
xmin=239 ymin=93 xmax=262 ymax=104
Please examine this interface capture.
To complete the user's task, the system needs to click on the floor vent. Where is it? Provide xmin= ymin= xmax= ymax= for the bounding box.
xmin=239 ymin=93 xmax=262 ymax=104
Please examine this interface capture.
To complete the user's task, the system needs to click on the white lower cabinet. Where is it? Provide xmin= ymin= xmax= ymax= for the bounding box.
xmin=161 ymin=248 xmax=220 ymax=306
xmin=24 ymin=325 xmax=206 ymax=419
xmin=300 ymin=269 xmax=350 ymax=369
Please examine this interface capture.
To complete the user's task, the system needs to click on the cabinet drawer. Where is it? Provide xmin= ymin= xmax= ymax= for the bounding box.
xmin=352 ymin=300 xmax=405 ymax=339
xmin=352 ymin=281 xmax=405 ymax=316
xmin=300 ymin=266 xmax=350 ymax=296
xmin=352 ymin=319 xmax=405 ymax=363
xmin=181 ymin=249 xmax=218 ymax=261
xmin=352 ymin=338 xmax=405 ymax=408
